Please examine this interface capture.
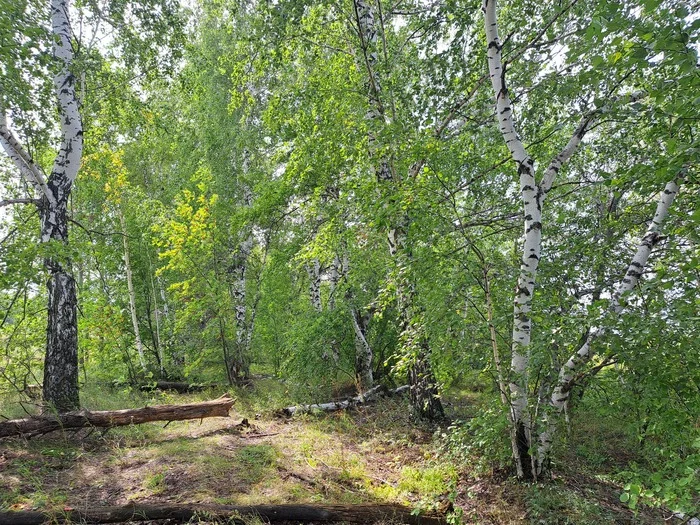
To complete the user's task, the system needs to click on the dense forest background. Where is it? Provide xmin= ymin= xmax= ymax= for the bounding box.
xmin=0 ymin=0 xmax=698 ymax=521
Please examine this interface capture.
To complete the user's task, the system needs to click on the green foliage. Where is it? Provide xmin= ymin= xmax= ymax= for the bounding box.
xmin=438 ymin=405 xmax=512 ymax=475
xmin=0 ymin=0 xmax=698 ymax=511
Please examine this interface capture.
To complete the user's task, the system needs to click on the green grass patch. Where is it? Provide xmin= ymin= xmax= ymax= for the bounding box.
xmin=234 ymin=445 xmax=279 ymax=484
xmin=143 ymin=471 xmax=166 ymax=493
xmin=526 ymin=484 xmax=616 ymax=524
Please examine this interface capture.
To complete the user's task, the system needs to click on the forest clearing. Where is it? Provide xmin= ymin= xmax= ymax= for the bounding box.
xmin=0 ymin=0 xmax=698 ymax=522
xmin=0 ymin=381 xmax=677 ymax=523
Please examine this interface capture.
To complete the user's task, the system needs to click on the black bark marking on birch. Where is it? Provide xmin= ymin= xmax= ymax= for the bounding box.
xmin=515 ymin=421 xmax=533 ymax=481
xmin=43 ymin=270 xmax=79 ymax=412
xmin=516 ymin=286 xmax=531 ymax=297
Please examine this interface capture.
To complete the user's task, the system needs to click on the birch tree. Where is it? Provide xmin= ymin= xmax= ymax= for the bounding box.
xmin=0 ymin=0 xmax=83 ymax=412
xmin=353 ymin=0 xmax=445 ymax=420
xmin=481 ymin=0 xmax=695 ymax=479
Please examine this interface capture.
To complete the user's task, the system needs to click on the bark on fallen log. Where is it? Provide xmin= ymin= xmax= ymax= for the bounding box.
xmin=139 ymin=381 xmax=219 ymax=393
xmin=0 ymin=503 xmax=445 ymax=524
xmin=279 ymin=384 xmax=409 ymax=417
xmin=0 ymin=394 xmax=234 ymax=439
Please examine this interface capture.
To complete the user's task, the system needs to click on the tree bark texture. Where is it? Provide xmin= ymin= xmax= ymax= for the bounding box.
xmin=306 ymin=259 xmax=323 ymax=312
xmin=119 ymin=207 xmax=147 ymax=372
xmin=483 ymin=0 xmax=599 ymax=479
xmin=0 ymin=395 xmax=234 ymax=438
xmin=484 ymin=0 xmax=680 ymax=479
xmin=0 ymin=503 xmax=445 ymax=525
xmin=351 ymin=307 xmax=374 ymax=391
xmin=226 ymin=176 xmax=255 ymax=383
xmin=0 ymin=0 xmax=84 ymax=412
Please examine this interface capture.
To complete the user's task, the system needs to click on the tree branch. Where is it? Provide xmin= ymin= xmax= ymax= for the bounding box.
xmin=0 ymin=112 xmax=54 ymax=204
xmin=0 ymin=198 xmax=39 ymax=208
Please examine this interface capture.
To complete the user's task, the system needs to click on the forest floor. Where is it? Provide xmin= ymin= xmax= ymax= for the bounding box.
xmin=0 ymin=379 xmax=676 ymax=524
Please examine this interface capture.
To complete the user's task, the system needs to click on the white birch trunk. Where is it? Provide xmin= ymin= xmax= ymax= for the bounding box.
xmin=149 ymin=272 xmax=165 ymax=376
xmin=119 ymin=208 xmax=147 ymax=372
xmin=306 ymin=259 xmax=323 ymax=312
xmin=483 ymin=0 xmax=594 ymax=478
xmin=43 ymin=0 xmax=83 ymax=412
xmin=328 ymin=254 xmax=341 ymax=311
xmin=227 ymin=178 xmax=255 ymax=382
xmin=484 ymin=0 xmax=539 ymax=478
xmin=536 ymin=177 xmax=682 ymax=471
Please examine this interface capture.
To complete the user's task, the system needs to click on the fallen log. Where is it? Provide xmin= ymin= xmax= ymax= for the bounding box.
xmin=0 ymin=503 xmax=445 ymax=525
xmin=0 ymin=394 xmax=234 ymax=439
xmin=139 ymin=381 xmax=219 ymax=393
xmin=279 ymin=384 xmax=409 ymax=417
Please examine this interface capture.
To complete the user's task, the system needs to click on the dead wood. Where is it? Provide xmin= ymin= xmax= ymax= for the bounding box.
xmin=0 ymin=503 xmax=445 ymax=524
xmin=278 ymin=384 xmax=409 ymax=417
xmin=139 ymin=381 xmax=219 ymax=393
xmin=0 ymin=394 xmax=234 ymax=439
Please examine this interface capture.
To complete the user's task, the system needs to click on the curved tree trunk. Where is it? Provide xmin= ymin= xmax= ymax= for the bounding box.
xmin=536 ymin=176 xmax=682 ymax=474
xmin=483 ymin=0 xmax=602 ymax=478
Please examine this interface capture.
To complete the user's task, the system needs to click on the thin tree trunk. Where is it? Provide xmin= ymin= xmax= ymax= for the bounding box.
xmin=536 ymin=176 xmax=682 ymax=474
xmin=484 ymin=267 xmax=508 ymax=406
xmin=354 ymin=0 xmax=444 ymax=420
xmin=351 ymin=307 xmax=373 ymax=391
xmin=279 ymin=384 xmax=408 ymax=417
xmin=227 ymin=174 xmax=255 ymax=383
xmin=119 ymin=207 xmax=147 ymax=372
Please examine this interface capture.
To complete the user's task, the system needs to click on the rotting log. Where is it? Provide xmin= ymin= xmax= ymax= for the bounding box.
xmin=139 ymin=381 xmax=219 ymax=393
xmin=279 ymin=384 xmax=409 ymax=417
xmin=0 ymin=503 xmax=445 ymax=525
xmin=0 ymin=394 xmax=234 ymax=439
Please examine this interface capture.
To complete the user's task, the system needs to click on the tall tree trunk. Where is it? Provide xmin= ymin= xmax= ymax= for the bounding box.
xmin=483 ymin=0 xmax=598 ymax=478
xmin=119 ymin=207 xmax=147 ymax=373
xmin=41 ymin=197 xmax=80 ymax=413
xmin=227 ymin=179 xmax=254 ymax=383
xmin=354 ymin=0 xmax=443 ymax=420
xmin=41 ymin=0 xmax=84 ymax=412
